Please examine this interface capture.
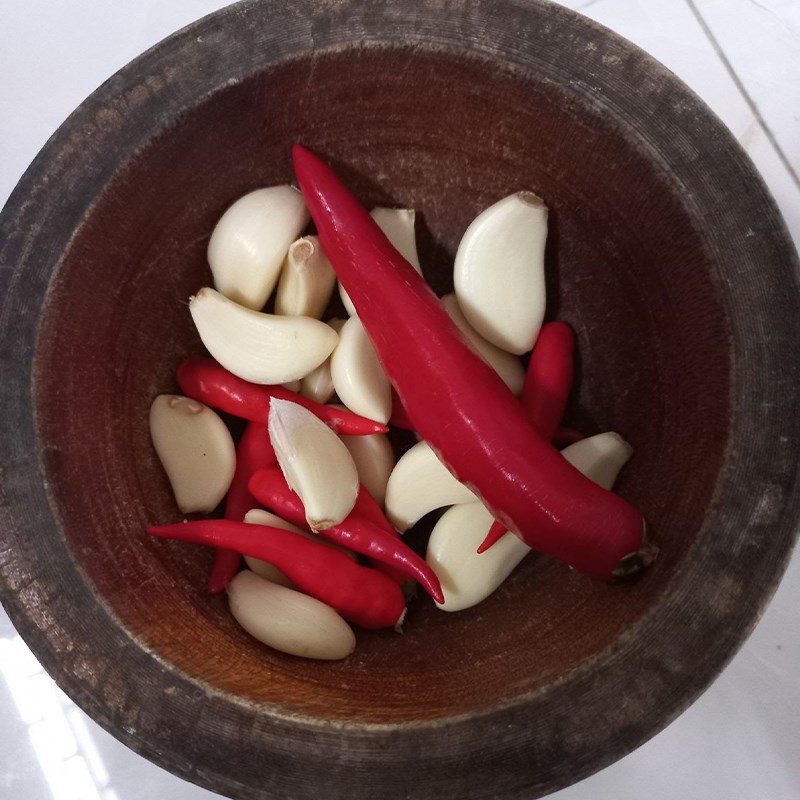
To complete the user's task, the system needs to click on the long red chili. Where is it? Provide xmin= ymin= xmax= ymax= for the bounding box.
xmin=207 ymin=421 xmax=276 ymax=594
xmin=248 ymin=467 xmax=444 ymax=602
xmin=177 ymin=358 xmax=388 ymax=436
xmin=293 ymin=145 xmax=649 ymax=579
xmin=479 ymin=324 xmax=576 ymax=553
xmin=521 ymin=322 xmax=575 ymax=441
xmin=149 ymin=520 xmax=405 ymax=629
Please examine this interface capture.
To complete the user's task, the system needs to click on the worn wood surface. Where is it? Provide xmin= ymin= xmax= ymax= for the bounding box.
xmin=0 ymin=1 xmax=799 ymax=798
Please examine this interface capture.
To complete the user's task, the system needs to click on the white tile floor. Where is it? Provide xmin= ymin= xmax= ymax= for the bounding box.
xmin=1 ymin=1 xmax=798 ymax=799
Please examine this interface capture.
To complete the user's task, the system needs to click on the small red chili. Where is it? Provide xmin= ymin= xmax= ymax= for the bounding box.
xmin=149 ymin=520 xmax=405 ymax=629
xmin=553 ymin=426 xmax=586 ymax=446
xmin=248 ymin=466 xmax=444 ymax=603
xmin=177 ymin=357 xmax=388 ymax=436
xmin=207 ymin=421 xmax=276 ymax=595
xmin=521 ymin=322 xmax=575 ymax=442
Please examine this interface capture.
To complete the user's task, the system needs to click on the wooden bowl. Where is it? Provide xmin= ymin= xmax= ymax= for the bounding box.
xmin=1 ymin=1 xmax=799 ymax=798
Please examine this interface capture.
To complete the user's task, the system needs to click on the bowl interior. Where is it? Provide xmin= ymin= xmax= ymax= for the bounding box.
xmin=34 ymin=47 xmax=730 ymax=723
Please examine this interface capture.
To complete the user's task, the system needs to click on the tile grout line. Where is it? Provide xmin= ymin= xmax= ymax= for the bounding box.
xmin=685 ymin=0 xmax=800 ymax=191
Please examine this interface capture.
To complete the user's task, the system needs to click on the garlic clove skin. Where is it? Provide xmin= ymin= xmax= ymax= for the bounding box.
xmin=243 ymin=508 xmax=356 ymax=584
xmin=454 ymin=192 xmax=547 ymax=355
xmin=190 ymin=288 xmax=338 ymax=384
xmin=268 ymin=398 xmax=359 ymax=531
xmin=384 ymin=440 xmax=478 ymax=531
xmin=228 ymin=570 xmax=356 ymax=660
xmin=299 ymin=318 xmax=346 ymax=404
xmin=330 ymin=317 xmax=392 ymax=424
xmin=340 ymin=207 xmax=422 ymax=316
xmin=330 ymin=405 xmax=395 ymax=507
xmin=275 ymin=236 xmax=337 ymax=319
xmin=281 ymin=380 xmax=301 ymax=392
xmin=427 ymin=432 xmax=634 ymax=612
xmin=208 ymin=186 xmax=309 ymax=310
xmin=441 ymin=294 xmax=525 ymax=394
xmin=149 ymin=394 xmax=236 ymax=513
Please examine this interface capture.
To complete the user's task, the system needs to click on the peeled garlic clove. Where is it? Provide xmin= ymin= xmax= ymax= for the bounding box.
xmin=384 ymin=440 xmax=477 ymax=531
xmin=427 ymin=503 xmax=529 ymax=612
xmin=330 ymin=405 xmax=395 ymax=507
xmin=228 ymin=570 xmax=356 ymax=660
xmin=340 ymin=207 xmax=422 ymax=316
xmin=275 ymin=236 xmax=337 ymax=319
xmin=427 ymin=432 xmax=635 ymax=612
xmin=208 ymin=186 xmax=309 ymax=310
xmin=330 ymin=317 xmax=391 ymax=424
xmin=454 ymin=192 xmax=547 ymax=354
xmin=299 ymin=318 xmax=346 ymax=404
xmin=561 ymin=431 xmax=633 ymax=491
xmin=268 ymin=398 xmax=359 ymax=530
xmin=441 ymin=294 xmax=525 ymax=394
xmin=190 ymin=288 xmax=338 ymax=384
xmin=149 ymin=394 xmax=235 ymax=513
xmin=243 ymin=508 xmax=356 ymax=583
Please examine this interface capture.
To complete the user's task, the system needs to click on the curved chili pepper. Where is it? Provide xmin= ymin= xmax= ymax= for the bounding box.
xmin=248 ymin=466 xmax=444 ymax=603
xmin=350 ymin=488 xmax=409 ymax=584
xmin=521 ymin=322 xmax=575 ymax=441
xmin=177 ymin=358 xmax=388 ymax=436
xmin=293 ymin=145 xmax=649 ymax=579
xmin=389 ymin=388 xmax=415 ymax=430
xmin=207 ymin=421 xmax=277 ymax=595
xmin=149 ymin=520 xmax=405 ymax=629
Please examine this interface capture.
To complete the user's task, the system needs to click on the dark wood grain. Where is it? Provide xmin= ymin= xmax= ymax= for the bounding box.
xmin=1 ymin=1 xmax=799 ymax=798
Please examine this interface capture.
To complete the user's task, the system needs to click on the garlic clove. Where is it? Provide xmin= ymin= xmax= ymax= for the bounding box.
xmin=560 ymin=431 xmax=634 ymax=491
xmin=268 ymin=398 xmax=359 ymax=530
xmin=208 ymin=186 xmax=309 ymax=310
xmin=243 ymin=508 xmax=356 ymax=584
xmin=384 ymin=440 xmax=478 ymax=531
xmin=228 ymin=570 xmax=356 ymax=660
xmin=441 ymin=293 xmax=525 ymax=394
xmin=427 ymin=502 xmax=529 ymax=612
xmin=330 ymin=317 xmax=392 ymax=424
xmin=340 ymin=207 xmax=422 ymax=316
xmin=149 ymin=394 xmax=236 ymax=513
xmin=427 ymin=432 xmax=634 ymax=612
xmin=281 ymin=380 xmax=301 ymax=392
xmin=189 ymin=288 xmax=338 ymax=384
xmin=454 ymin=192 xmax=548 ymax=354
xmin=275 ymin=235 xmax=337 ymax=319
xmin=299 ymin=318 xmax=346 ymax=404
xmin=330 ymin=405 xmax=395 ymax=507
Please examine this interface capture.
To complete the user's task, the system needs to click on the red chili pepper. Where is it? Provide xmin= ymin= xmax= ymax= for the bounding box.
xmin=293 ymin=145 xmax=648 ymax=579
xmin=248 ymin=467 xmax=444 ymax=602
xmin=149 ymin=520 xmax=405 ymax=629
xmin=553 ymin=426 xmax=586 ymax=446
xmin=337 ymin=482 xmax=409 ymax=584
xmin=177 ymin=357 xmax=388 ymax=436
xmin=479 ymin=325 xmax=576 ymax=554
xmin=521 ymin=322 xmax=575 ymax=441
xmin=207 ymin=422 xmax=277 ymax=594
xmin=389 ymin=388 xmax=415 ymax=430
